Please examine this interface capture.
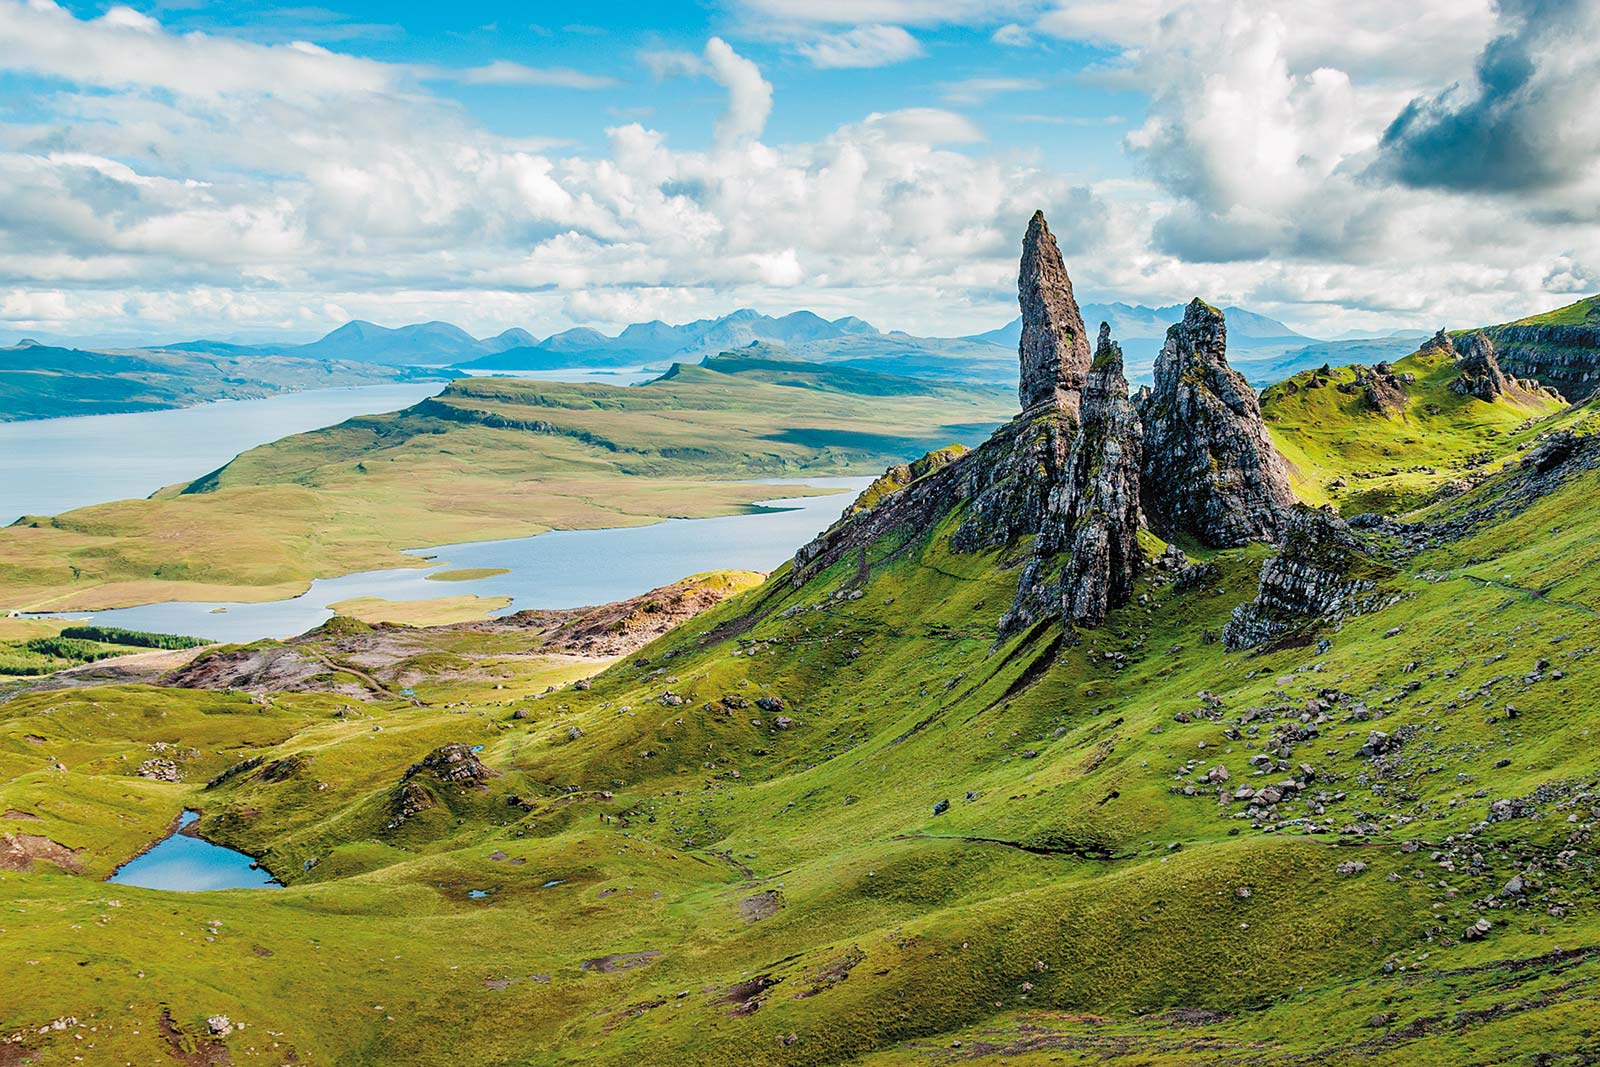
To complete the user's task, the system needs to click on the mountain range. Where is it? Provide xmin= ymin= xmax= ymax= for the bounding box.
xmin=135 ymin=303 xmax=1313 ymax=373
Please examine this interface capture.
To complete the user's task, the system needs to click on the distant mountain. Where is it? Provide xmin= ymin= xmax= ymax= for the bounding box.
xmin=967 ymin=303 xmax=1311 ymax=353
xmin=463 ymin=309 xmax=884 ymax=371
xmin=289 ymin=320 xmax=488 ymax=366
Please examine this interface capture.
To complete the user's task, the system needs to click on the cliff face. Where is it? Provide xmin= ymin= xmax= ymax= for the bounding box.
xmin=1486 ymin=322 xmax=1600 ymax=400
xmin=1450 ymin=330 xmax=1513 ymax=401
xmin=1137 ymin=300 xmax=1296 ymax=548
xmin=796 ymin=214 xmax=1294 ymax=633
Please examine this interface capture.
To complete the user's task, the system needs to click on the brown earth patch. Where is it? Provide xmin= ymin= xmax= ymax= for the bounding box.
xmin=157 ymin=1010 xmax=231 ymax=1067
xmin=739 ymin=889 xmax=783 ymax=923
xmin=580 ymin=951 xmax=661 ymax=974
xmin=0 ymin=832 xmax=82 ymax=873
xmin=795 ymin=947 xmax=865 ymax=999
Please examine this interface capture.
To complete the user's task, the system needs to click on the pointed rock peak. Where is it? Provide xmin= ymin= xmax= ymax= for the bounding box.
xmin=1420 ymin=327 xmax=1456 ymax=356
xmin=1141 ymin=298 xmax=1295 ymax=548
xmin=1017 ymin=210 xmax=1092 ymax=413
xmin=1173 ymin=298 xmax=1227 ymax=351
xmin=1091 ymin=321 xmax=1122 ymax=374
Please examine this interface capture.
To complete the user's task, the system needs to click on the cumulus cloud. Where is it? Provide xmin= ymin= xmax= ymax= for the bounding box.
xmin=704 ymin=38 xmax=774 ymax=145
xmin=797 ymin=25 xmax=924 ymax=68
xmin=5 ymin=0 xmax=1600 ymax=345
xmin=1375 ymin=0 xmax=1600 ymax=195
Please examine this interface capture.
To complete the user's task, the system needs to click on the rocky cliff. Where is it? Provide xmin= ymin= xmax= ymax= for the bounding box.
xmin=1137 ymin=300 xmax=1296 ymax=547
xmin=795 ymin=214 xmax=1294 ymax=633
xmin=1222 ymin=505 xmax=1391 ymax=652
xmin=1485 ymin=300 xmax=1600 ymax=399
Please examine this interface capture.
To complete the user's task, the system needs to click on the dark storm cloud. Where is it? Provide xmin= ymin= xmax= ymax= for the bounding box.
xmin=1375 ymin=0 xmax=1600 ymax=193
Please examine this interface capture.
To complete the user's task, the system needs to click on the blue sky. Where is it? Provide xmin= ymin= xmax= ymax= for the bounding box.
xmin=2 ymin=0 xmax=1598 ymax=344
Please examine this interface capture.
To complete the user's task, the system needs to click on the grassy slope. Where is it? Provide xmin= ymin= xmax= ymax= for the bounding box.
xmin=0 ymin=365 xmax=1012 ymax=613
xmin=1262 ymin=344 xmax=1564 ymax=513
xmin=1503 ymin=294 xmax=1600 ymax=328
xmin=2 ymin=387 xmax=1598 ymax=1064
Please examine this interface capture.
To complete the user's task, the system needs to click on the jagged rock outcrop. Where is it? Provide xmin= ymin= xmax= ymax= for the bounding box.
xmin=1451 ymin=331 xmax=1512 ymax=401
xmin=1004 ymin=325 xmax=1144 ymax=630
xmin=794 ymin=217 xmax=1295 ymax=634
xmin=1223 ymin=506 xmax=1390 ymax=652
xmin=1485 ymin=300 xmax=1599 ymax=399
xmin=387 ymin=743 xmax=496 ymax=830
xmin=1356 ymin=361 xmax=1409 ymax=415
xmin=844 ymin=446 xmax=967 ymax=519
xmin=1137 ymin=299 xmax=1295 ymax=547
xmin=1420 ymin=328 xmax=1455 ymax=358
xmin=403 ymin=743 xmax=495 ymax=787
xmin=1017 ymin=210 xmax=1092 ymax=413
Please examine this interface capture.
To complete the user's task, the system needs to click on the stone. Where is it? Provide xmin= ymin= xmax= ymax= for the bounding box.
xmin=206 ymin=1015 xmax=234 ymax=1037
xmin=1336 ymin=860 xmax=1368 ymax=876
xmin=1017 ymin=210 xmax=1092 ymax=413
xmin=403 ymin=743 xmax=494 ymax=787
xmin=1358 ymin=361 xmax=1408 ymax=415
xmin=1137 ymin=299 xmax=1295 ymax=547
xmin=137 ymin=758 xmax=182 ymax=782
xmin=1001 ymin=323 xmax=1145 ymax=631
xmin=932 ymin=799 xmax=950 ymax=816
xmin=1451 ymin=331 xmax=1512 ymax=401
xmin=1223 ymin=506 xmax=1389 ymax=652
xmin=756 ymin=696 xmax=785 ymax=712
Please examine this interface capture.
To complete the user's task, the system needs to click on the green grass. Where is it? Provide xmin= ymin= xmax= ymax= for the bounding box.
xmin=0 ymin=621 xmax=213 ymax=677
xmin=424 ymin=567 xmax=512 ymax=583
xmin=2 ymin=345 xmax=1599 ymax=1064
xmin=1502 ymin=294 xmax=1600 ymax=328
xmin=1262 ymin=344 xmax=1562 ymax=512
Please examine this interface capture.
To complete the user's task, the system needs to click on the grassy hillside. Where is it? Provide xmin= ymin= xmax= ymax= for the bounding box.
xmin=1502 ymin=294 xmax=1600 ymax=328
xmin=1262 ymin=342 xmax=1567 ymax=513
xmin=0 ymin=362 xmax=1011 ymax=613
xmin=0 ymin=342 xmax=437 ymax=421
xmin=2 ymin=368 xmax=1597 ymax=1064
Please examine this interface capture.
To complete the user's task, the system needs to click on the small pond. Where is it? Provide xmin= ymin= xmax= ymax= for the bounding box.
xmin=108 ymin=810 xmax=282 ymax=891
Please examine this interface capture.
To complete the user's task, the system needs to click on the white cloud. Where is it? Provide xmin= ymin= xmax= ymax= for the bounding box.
xmin=858 ymin=108 xmax=985 ymax=144
xmin=940 ymin=76 xmax=1043 ymax=105
xmin=797 ymin=25 xmax=924 ymax=69
xmin=991 ymin=23 xmax=1033 ymax=47
xmin=0 ymin=0 xmax=399 ymax=100
xmin=450 ymin=61 xmax=620 ymax=89
xmin=704 ymin=38 xmax=773 ymax=146
xmin=734 ymin=0 xmax=1027 ymax=25
xmin=4 ymin=0 xmax=1600 ymax=347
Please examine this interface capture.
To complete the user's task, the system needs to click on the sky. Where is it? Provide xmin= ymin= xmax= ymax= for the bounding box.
xmin=2 ymin=0 xmax=1598 ymax=344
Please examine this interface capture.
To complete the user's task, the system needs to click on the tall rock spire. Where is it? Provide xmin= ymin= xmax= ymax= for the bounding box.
xmin=1059 ymin=324 xmax=1145 ymax=626
xmin=1001 ymin=322 xmax=1145 ymax=633
xmin=1138 ymin=299 xmax=1295 ymax=547
xmin=1017 ymin=210 xmax=1092 ymax=414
